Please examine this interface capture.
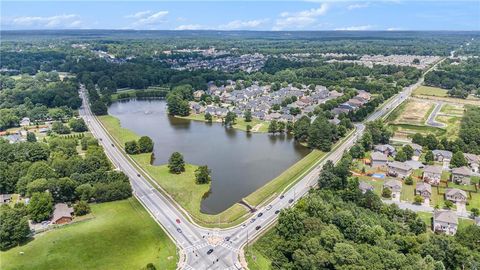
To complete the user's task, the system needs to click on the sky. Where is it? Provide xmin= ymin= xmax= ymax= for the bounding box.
xmin=1 ymin=1 xmax=479 ymax=31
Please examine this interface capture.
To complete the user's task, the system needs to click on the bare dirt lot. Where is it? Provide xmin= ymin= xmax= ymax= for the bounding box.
xmin=392 ymin=99 xmax=434 ymax=125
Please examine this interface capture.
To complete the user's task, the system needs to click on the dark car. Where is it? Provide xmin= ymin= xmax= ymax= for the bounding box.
xmin=176 ymin=228 xmax=182 ymax=233
xmin=274 ymin=210 xmax=280 ymax=215
xmin=176 ymin=219 xmax=181 ymax=224
xmin=111 ymin=143 xmax=115 ymax=147
xmin=280 ymin=195 xmax=285 ymax=199
xmin=255 ymin=225 xmax=261 ymax=230
xmin=207 ymin=249 xmax=214 ymax=255
xmin=224 ymin=236 xmax=230 ymax=241
xmin=288 ymin=199 xmax=294 ymax=203
xmin=257 ymin=212 xmax=263 ymax=218
xmin=137 ymin=174 xmax=141 ymax=177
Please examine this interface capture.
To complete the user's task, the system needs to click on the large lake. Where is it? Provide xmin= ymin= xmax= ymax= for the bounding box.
xmin=108 ymin=99 xmax=310 ymax=214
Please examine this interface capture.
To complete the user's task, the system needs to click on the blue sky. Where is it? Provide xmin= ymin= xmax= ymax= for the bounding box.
xmin=1 ymin=1 xmax=479 ymax=31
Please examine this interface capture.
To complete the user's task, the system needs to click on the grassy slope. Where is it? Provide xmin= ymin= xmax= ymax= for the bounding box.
xmin=1 ymin=199 xmax=177 ymax=270
xmin=414 ymin=86 xmax=448 ymax=97
xmin=179 ymin=113 xmax=269 ymax=133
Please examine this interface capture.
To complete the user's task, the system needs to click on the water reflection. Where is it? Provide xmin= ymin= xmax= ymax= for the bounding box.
xmin=108 ymin=99 xmax=310 ymax=214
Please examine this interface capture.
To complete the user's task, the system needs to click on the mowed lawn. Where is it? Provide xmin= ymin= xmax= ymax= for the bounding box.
xmin=1 ymin=199 xmax=177 ymax=270
xmin=179 ymin=113 xmax=269 ymax=133
xmin=132 ymin=153 xmax=248 ymax=228
xmin=414 ymin=86 xmax=448 ymax=97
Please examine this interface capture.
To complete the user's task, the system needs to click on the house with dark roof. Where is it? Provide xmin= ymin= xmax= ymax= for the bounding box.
xmin=359 ymin=182 xmax=374 ymax=194
xmin=387 ymin=161 xmax=412 ymax=178
xmin=384 ymin=179 xmax=402 ymax=200
xmin=433 ymin=210 xmax=458 ymax=235
xmin=450 ymin=166 xmax=472 ymax=185
xmin=374 ymin=144 xmax=396 ymax=156
xmin=422 ymin=165 xmax=443 ymax=185
xmin=432 ymin=150 xmax=453 ymax=162
xmin=371 ymin=151 xmax=388 ymax=168
xmin=464 ymin=153 xmax=479 ymax=173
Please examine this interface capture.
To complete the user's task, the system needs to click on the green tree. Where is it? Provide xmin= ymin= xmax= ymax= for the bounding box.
xmin=382 ymin=188 xmax=392 ymax=198
xmin=444 ymin=200 xmax=454 ymax=209
xmin=166 ymin=93 xmax=190 ymax=116
xmin=138 ymin=136 xmax=154 ymax=153
xmin=405 ymin=176 xmax=414 ymax=185
xmin=450 ymin=151 xmax=467 ymax=168
xmin=414 ymin=195 xmax=424 ymax=205
xmin=168 ymin=152 xmax=185 ymax=174
xmin=402 ymin=145 xmax=414 ymax=160
xmin=224 ymin=112 xmax=237 ymax=127
xmin=424 ymin=134 xmax=439 ymax=150
xmin=349 ymin=143 xmax=365 ymax=159
xmin=246 ymin=124 xmax=252 ymax=133
xmin=0 ymin=205 xmax=31 ymax=250
xmin=52 ymin=121 xmax=71 ymax=134
xmin=68 ymin=118 xmax=88 ymax=132
xmin=26 ymin=178 xmax=49 ymax=195
xmin=244 ymin=111 xmax=252 ymax=122
xmin=308 ymin=117 xmax=333 ymax=151
xmin=90 ymin=100 xmax=108 ymax=116
xmin=26 ymin=132 xmax=37 ymax=142
xmin=75 ymin=184 xmax=95 ymax=201
xmin=361 ymin=131 xmax=373 ymax=150
xmin=395 ymin=150 xmax=408 ymax=162
xmin=125 ymin=140 xmax=139 ymax=155
xmin=195 ymin=165 xmax=211 ymax=184
xmin=277 ymin=121 xmax=286 ymax=133
xmin=268 ymin=120 xmax=278 ymax=134
xmin=204 ymin=112 xmax=213 ymax=123
xmin=74 ymin=200 xmax=91 ymax=216
xmin=293 ymin=116 xmax=310 ymax=141
xmin=425 ymin=150 xmax=434 ymax=165
xmin=28 ymin=192 xmax=54 ymax=223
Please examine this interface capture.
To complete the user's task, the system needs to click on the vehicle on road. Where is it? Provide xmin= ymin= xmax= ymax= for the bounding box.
xmin=207 ymin=249 xmax=214 ymax=255
xmin=137 ymin=173 xmax=141 ymax=177
xmin=288 ymin=199 xmax=294 ymax=203
xmin=111 ymin=143 xmax=115 ymax=147
xmin=274 ymin=210 xmax=280 ymax=214
xmin=280 ymin=195 xmax=284 ymax=199
xmin=176 ymin=228 xmax=182 ymax=233
xmin=224 ymin=236 xmax=230 ymax=241
xmin=255 ymin=225 xmax=261 ymax=230
xmin=242 ymin=223 xmax=247 ymax=228
xmin=257 ymin=212 xmax=263 ymax=217
xmin=250 ymin=218 xmax=256 ymax=223
xmin=266 ymin=205 xmax=272 ymax=210
xmin=176 ymin=219 xmax=181 ymax=224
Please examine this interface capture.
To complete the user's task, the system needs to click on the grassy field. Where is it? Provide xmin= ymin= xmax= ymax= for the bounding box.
xmin=391 ymin=99 xmax=434 ymax=125
xmin=440 ymin=104 xmax=464 ymax=115
xmin=131 ymin=153 xmax=249 ymax=227
xmin=98 ymin=115 xmax=141 ymax=145
xmin=414 ymin=86 xmax=449 ymax=97
xmin=244 ymin=149 xmax=325 ymax=207
xmin=436 ymin=115 xmax=462 ymax=138
xmin=0 ymin=199 xmax=177 ymax=270
xmin=179 ymin=113 xmax=269 ymax=133
xmin=245 ymin=246 xmax=272 ymax=270
xmin=111 ymin=86 xmax=169 ymax=101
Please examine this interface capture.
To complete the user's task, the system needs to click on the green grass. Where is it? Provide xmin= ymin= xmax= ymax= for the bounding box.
xmin=467 ymin=192 xmax=480 ymax=210
xmin=401 ymin=182 xmax=416 ymax=202
xmin=414 ymin=86 xmax=448 ymax=97
xmin=436 ymin=115 xmax=462 ymax=138
xmin=179 ymin=113 xmax=269 ymax=133
xmin=0 ymin=199 xmax=177 ymax=270
xmin=131 ymin=153 xmax=249 ymax=227
xmin=440 ymin=104 xmax=464 ymax=115
xmin=244 ymin=150 xmax=325 ymax=207
xmin=98 ymin=115 xmax=140 ymax=145
xmin=245 ymin=246 xmax=272 ymax=270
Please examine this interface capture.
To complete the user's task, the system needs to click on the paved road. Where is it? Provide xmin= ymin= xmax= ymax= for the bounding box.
xmin=79 ymin=53 xmax=448 ymax=269
xmin=425 ymin=101 xmax=446 ymax=127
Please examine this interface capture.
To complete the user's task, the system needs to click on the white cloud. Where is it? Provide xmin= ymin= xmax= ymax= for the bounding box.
xmin=386 ymin=27 xmax=403 ymax=31
xmin=274 ymin=3 xmax=328 ymax=30
xmin=126 ymin=10 xmax=169 ymax=28
xmin=335 ymin=25 xmax=373 ymax=31
xmin=175 ymin=24 xmax=203 ymax=30
xmin=125 ymin=10 xmax=152 ymax=19
xmin=347 ymin=3 xmax=369 ymax=10
xmin=218 ymin=19 xmax=268 ymax=30
xmin=7 ymin=14 xmax=83 ymax=28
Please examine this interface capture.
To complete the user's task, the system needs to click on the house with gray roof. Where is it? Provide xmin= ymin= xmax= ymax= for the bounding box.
xmin=445 ymin=188 xmax=468 ymax=203
xmin=52 ymin=203 xmax=74 ymax=225
xmin=371 ymin=151 xmax=388 ymax=168
xmin=464 ymin=153 xmax=479 ymax=173
xmin=423 ymin=165 xmax=443 ymax=185
xmin=450 ymin=166 xmax=472 ymax=185
xmin=411 ymin=143 xmax=423 ymax=159
xmin=433 ymin=210 xmax=458 ymax=235
xmin=383 ymin=179 xmax=402 ymax=200
xmin=359 ymin=181 xmax=374 ymax=194
xmin=432 ymin=150 xmax=453 ymax=162
xmin=374 ymin=144 xmax=396 ymax=156
xmin=387 ymin=161 xmax=412 ymax=178
xmin=416 ymin=182 xmax=432 ymax=199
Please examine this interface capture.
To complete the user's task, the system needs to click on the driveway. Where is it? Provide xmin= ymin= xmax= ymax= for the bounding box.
xmin=456 ymin=202 xmax=467 ymax=214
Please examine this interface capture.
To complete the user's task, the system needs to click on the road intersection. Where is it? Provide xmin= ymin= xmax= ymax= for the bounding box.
xmin=78 ymin=56 xmax=443 ymax=269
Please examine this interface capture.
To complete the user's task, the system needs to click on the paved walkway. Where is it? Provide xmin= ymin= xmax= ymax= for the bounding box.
xmin=425 ymin=101 xmax=445 ymax=127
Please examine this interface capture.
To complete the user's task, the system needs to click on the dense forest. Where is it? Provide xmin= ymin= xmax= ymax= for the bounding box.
xmin=424 ymin=58 xmax=480 ymax=98
xmin=252 ymin=153 xmax=480 ymax=269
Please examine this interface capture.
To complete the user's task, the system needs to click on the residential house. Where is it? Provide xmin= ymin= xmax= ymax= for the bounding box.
xmin=415 ymin=182 xmax=432 ymax=199
xmin=4 ymin=134 xmax=23 ymax=144
xmin=371 ymin=151 xmax=388 ymax=168
xmin=464 ymin=153 xmax=480 ymax=173
xmin=52 ymin=203 xmax=74 ymax=225
xmin=445 ymin=188 xmax=468 ymax=203
xmin=357 ymin=90 xmax=372 ymax=101
xmin=20 ymin=117 xmax=30 ymax=127
xmin=433 ymin=210 xmax=458 ymax=235
xmin=422 ymin=165 xmax=443 ymax=185
xmin=432 ymin=150 xmax=453 ymax=162
xmin=193 ymin=90 xmax=205 ymax=100
xmin=450 ymin=166 xmax=472 ymax=185
xmin=0 ymin=194 xmax=12 ymax=204
xmin=374 ymin=144 xmax=396 ymax=156
xmin=387 ymin=161 xmax=412 ymax=178
xmin=411 ymin=143 xmax=423 ymax=160
xmin=359 ymin=182 xmax=374 ymax=194
xmin=383 ymin=179 xmax=402 ymax=200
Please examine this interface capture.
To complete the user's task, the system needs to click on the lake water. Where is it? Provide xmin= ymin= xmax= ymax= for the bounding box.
xmin=108 ymin=99 xmax=310 ymax=214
